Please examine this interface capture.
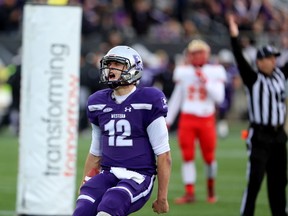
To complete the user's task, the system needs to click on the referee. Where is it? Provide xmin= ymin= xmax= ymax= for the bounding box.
xmin=228 ymin=15 xmax=288 ymax=216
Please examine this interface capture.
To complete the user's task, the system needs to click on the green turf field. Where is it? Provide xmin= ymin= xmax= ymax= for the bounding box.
xmin=0 ymin=120 xmax=272 ymax=216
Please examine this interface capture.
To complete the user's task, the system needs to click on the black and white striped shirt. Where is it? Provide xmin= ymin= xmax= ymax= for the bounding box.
xmin=231 ymin=37 xmax=288 ymax=127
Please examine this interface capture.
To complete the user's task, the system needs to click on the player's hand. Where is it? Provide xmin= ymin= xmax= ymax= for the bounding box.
xmin=152 ymin=199 xmax=169 ymax=214
xmin=82 ymin=167 xmax=99 ymax=185
xmin=78 ymin=168 xmax=100 ymax=194
xmin=227 ymin=13 xmax=239 ymax=37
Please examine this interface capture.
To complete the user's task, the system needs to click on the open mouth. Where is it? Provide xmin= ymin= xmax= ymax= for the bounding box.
xmin=108 ymin=72 xmax=116 ymax=80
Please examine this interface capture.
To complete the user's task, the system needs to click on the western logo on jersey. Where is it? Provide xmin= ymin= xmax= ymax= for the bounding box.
xmin=111 ymin=114 xmax=126 ymax=118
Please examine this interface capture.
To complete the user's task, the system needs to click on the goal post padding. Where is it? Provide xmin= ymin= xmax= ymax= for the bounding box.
xmin=17 ymin=3 xmax=82 ymax=215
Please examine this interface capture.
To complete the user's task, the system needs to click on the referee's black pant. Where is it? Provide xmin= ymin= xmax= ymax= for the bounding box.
xmin=241 ymin=124 xmax=288 ymax=216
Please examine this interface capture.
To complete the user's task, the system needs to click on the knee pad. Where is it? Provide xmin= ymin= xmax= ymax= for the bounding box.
xmin=73 ymin=199 xmax=97 ymax=216
xmin=98 ymin=188 xmax=131 ymax=216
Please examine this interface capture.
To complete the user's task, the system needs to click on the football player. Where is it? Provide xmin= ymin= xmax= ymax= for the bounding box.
xmin=73 ymin=46 xmax=171 ymax=216
xmin=166 ymin=39 xmax=226 ymax=204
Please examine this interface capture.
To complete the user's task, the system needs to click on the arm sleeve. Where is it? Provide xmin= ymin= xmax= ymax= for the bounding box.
xmin=205 ymin=66 xmax=226 ymax=105
xmin=231 ymin=36 xmax=257 ymax=86
xmin=205 ymin=80 xmax=225 ymax=105
xmin=147 ymin=116 xmax=170 ymax=156
xmin=165 ymin=82 xmax=183 ymax=126
xmin=89 ymin=123 xmax=102 ymax=156
xmin=281 ymin=62 xmax=288 ymax=79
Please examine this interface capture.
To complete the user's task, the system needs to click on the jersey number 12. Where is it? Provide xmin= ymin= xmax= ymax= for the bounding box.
xmin=104 ymin=119 xmax=133 ymax=147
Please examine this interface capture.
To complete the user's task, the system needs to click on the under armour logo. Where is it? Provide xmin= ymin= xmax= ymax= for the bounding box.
xmin=125 ymin=107 xmax=132 ymax=112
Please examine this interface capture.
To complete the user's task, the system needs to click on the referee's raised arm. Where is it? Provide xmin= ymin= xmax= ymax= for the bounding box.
xmin=280 ymin=60 xmax=288 ymax=78
xmin=227 ymin=14 xmax=257 ymax=87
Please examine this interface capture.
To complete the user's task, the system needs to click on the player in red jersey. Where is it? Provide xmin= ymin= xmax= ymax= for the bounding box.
xmin=166 ymin=39 xmax=226 ymax=204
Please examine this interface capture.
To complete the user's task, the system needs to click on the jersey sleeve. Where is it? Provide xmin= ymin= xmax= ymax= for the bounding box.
xmin=218 ymin=65 xmax=227 ymax=82
xmin=205 ymin=65 xmax=227 ymax=105
xmin=173 ymin=65 xmax=184 ymax=83
xmin=86 ymin=89 xmax=111 ymax=126
xmin=144 ymin=87 xmax=168 ymax=126
xmin=86 ymin=97 xmax=100 ymax=126
xmin=281 ymin=62 xmax=288 ymax=79
xmin=165 ymin=83 xmax=182 ymax=126
xmin=230 ymin=36 xmax=257 ymax=86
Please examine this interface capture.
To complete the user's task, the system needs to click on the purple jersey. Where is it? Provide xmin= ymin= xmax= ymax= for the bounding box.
xmin=87 ymin=87 xmax=168 ymax=176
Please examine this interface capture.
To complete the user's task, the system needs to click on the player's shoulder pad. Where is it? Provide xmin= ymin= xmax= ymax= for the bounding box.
xmin=138 ymin=86 xmax=166 ymax=99
xmin=137 ymin=87 xmax=168 ymax=112
xmin=88 ymin=88 xmax=112 ymax=105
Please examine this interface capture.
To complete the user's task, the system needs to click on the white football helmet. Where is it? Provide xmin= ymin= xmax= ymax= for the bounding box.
xmin=188 ymin=39 xmax=210 ymax=53
xmin=100 ymin=46 xmax=143 ymax=88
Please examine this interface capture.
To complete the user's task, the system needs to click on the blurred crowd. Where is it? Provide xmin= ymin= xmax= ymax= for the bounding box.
xmin=0 ymin=0 xmax=288 ymax=135
xmin=1 ymin=0 xmax=288 ymax=41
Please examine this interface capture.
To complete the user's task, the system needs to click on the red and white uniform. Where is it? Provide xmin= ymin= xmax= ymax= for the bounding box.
xmin=167 ymin=61 xmax=226 ymax=203
xmin=167 ymin=64 xmax=226 ymax=120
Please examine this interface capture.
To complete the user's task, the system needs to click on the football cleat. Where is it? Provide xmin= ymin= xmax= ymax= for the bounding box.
xmin=174 ymin=194 xmax=195 ymax=204
xmin=207 ymin=196 xmax=218 ymax=203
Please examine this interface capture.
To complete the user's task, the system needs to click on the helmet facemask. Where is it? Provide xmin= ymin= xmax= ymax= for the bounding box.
xmin=99 ymin=46 xmax=143 ymax=89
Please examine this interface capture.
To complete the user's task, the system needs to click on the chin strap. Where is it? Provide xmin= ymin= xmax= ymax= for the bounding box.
xmin=107 ymin=81 xmax=136 ymax=89
xmin=108 ymin=82 xmax=120 ymax=89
